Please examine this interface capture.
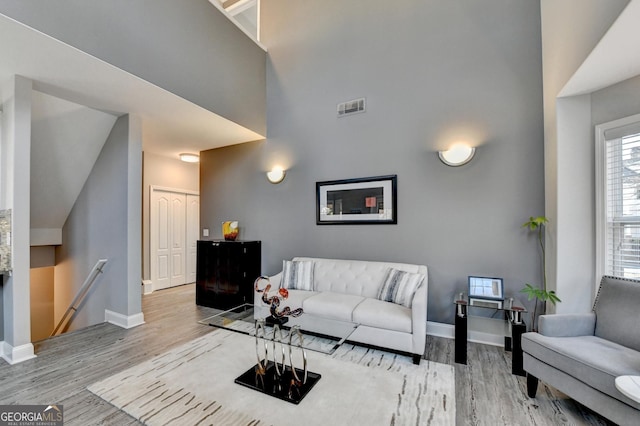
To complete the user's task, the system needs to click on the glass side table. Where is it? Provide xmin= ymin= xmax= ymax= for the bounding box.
xmin=454 ymin=293 xmax=527 ymax=376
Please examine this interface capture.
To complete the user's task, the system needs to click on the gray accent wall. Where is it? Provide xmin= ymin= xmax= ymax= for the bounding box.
xmin=200 ymin=0 xmax=545 ymax=324
xmin=55 ymin=115 xmax=142 ymax=331
xmin=0 ymin=0 xmax=266 ymax=135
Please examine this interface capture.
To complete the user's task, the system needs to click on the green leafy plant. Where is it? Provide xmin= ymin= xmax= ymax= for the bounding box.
xmin=521 ymin=216 xmax=561 ymax=329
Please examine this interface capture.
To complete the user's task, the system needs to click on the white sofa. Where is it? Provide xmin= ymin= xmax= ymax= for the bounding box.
xmin=257 ymin=257 xmax=428 ymax=364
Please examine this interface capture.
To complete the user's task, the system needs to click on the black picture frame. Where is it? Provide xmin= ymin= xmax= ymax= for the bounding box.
xmin=316 ymin=175 xmax=397 ymax=225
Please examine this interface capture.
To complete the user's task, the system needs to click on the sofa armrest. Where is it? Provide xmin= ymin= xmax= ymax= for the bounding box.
xmin=411 ymin=282 xmax=428 ymax=354
xmin=538 ymin=313 xmax=596 ymax=337
xmin=269 ymin=272 xmax=283 ymax=288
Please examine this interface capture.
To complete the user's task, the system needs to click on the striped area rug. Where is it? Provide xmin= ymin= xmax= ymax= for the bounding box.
xmin=88 ymin=329 xmax=455 ymax=425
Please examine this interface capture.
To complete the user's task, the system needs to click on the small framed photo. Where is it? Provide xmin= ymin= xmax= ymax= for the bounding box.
xmin=316 ymin=175 xmax=397 ymax=225
xmin=468 ymin=276 xmax=504 ymax=301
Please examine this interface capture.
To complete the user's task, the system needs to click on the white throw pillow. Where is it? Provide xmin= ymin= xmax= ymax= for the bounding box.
xmin=281 ymin=260 xmax=314 ymax=291
xmin=377 ymin=267 xmax=425 ymax=308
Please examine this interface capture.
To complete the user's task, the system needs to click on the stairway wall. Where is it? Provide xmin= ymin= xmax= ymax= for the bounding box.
xmin=54 ymin=115 xmax=142 ymax=332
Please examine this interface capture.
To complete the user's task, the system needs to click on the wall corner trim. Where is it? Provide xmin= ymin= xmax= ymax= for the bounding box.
xmin=0 ymin=341 xmax=36 ymax=365
xmin=142 ymin=280 xmax=153 ymax=295
xmin=105 ymin=310 xmax=145 ymax=329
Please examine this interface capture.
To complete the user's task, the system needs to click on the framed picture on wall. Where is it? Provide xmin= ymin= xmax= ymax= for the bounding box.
xmin=316 ymin=175 xmax=397 ymax=225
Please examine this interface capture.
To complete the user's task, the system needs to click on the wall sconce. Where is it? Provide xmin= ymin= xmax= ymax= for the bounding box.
xmin=179 ymin=153 xmax=199 ymax=163
xmin=438 ymin=144 xmax=476 ymax=167
xmin=266 ymin=166 xmax=286 ymax=184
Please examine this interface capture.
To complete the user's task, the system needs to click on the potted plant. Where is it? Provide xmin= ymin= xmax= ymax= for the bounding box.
xmin=521 ymin=216 xmax=560 ymax=330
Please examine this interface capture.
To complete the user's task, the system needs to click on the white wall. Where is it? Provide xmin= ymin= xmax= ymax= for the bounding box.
xmin=54 ymin=114 xmax=143 ymax=332
xmin=0 ymin=75 xmax=35 ymax=364
xmin=142 ymin=152 xmax=199 ymax=281
xmin=540 ymin=0 xmax=629 ymax=313
xmin=592 ymin=75 xmax=640 ymax=124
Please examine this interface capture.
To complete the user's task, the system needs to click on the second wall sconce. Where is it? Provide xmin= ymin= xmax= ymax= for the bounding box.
xmin=267 ymin=166 xmax=286 ymax=184
xmin=438 ymin=144 xmax=476 ymax=167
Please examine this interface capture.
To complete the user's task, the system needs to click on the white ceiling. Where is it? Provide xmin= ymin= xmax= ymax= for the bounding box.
xmin=0 ymin=13 xmax=264 ymax=159
xmin=559 ymin=0 xmax=640 ymax=97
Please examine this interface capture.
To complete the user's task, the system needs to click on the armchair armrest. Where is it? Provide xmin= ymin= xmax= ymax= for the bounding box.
xmin=538 ymin=313 xmax=596 ymax=337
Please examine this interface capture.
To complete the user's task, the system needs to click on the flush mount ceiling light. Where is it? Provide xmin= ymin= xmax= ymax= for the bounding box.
xmin=179 ymin=153 xmax=199 ymax=163
xmin=438 ymin=144 xmax=476 ymax=167
xmin=266 ymin=166 xmax=286 ymax=184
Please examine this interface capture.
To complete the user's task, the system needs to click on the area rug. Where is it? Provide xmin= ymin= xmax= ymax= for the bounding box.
xmin=88 ymin=329 xmax=455 ymax=425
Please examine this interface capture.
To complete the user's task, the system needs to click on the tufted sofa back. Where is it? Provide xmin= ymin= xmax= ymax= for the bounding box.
xmin=293 ymin=257 xmax=428 ymax=298
xmin=593 ymin=275 xmax=640 ymax=352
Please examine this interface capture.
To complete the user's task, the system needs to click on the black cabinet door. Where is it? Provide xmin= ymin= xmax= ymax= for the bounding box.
xmin=239 ymin=242 xmax=261 ymax=304
xmin=196 ymin=240 xmax=261 ymax=309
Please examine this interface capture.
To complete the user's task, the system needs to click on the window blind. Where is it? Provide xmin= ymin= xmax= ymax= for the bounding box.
xmin=605 ymin=132 xmax=640 ymax=278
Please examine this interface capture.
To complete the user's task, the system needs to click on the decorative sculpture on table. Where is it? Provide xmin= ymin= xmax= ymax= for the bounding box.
xmin=234 ymin=277 xmax=319 ymax=404
xmin=254 ymin=276 xmax=303 ymax=325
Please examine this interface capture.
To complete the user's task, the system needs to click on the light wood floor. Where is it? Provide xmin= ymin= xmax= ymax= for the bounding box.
xmin=0 ymin=284 xmax=615 ymax=425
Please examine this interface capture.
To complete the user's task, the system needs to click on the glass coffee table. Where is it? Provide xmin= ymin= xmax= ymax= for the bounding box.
xmin=199 ymin=303 xmax=360 ymax=404
xmin=199 ymin=303 xmax=359 ymax=354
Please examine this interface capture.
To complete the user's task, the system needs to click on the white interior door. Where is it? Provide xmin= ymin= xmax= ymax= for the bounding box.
xmin=151 ymin=190 xmax=171 ymax=290
xmin=170 ymin=192 xmax=186 ymax=287
xmin=151 ymin=188 xmax=199 ymax=291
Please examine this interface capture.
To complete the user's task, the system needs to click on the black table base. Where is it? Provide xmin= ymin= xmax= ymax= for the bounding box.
xmin=454 ymin=304 xmax=526 ymax=376
xmin=234 ymin=360 xmax=321 ymax=404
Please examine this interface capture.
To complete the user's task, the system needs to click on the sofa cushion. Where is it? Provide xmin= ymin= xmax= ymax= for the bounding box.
xmin=281 ymin=260 xmax=314 ymax=291
xmin=522 ymin=332 xmax=640 ymax=409
xmin=594 ymin=276 xmax=640 ymax=352
xmin=377 ymin=267 xmax=425 ymax=308
xmin=275 ymin=289 xmax=318 ymax=311
xmin=302 ymin=292 xmax=365 ymax=322
xmin=352 ymin=298 xmax=412 ymax=333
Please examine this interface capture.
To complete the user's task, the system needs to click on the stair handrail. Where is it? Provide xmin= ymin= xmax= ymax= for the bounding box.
xmin=50 ymin=258 xmax=108 ymax=337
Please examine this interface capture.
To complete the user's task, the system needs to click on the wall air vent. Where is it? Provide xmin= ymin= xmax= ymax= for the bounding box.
xmin=337 ymin=97 xmax=366 ymax=117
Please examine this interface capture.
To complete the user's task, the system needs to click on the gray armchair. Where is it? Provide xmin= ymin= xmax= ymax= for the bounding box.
xmin=522 ymin=276 xmax=640 ymax=426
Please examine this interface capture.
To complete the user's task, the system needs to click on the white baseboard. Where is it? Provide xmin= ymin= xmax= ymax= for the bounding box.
xmin=426 ymin=321 xmax=505 ymax=348
xmin=105 ymin=309 xmax=146 ymax=329
xmin=0 ymin=341 xmax=36 ymax=365
xmin=426 ymin=321 xmax=454 ymax=339
xmin=142 ymin=279 xmax=153 ymax=295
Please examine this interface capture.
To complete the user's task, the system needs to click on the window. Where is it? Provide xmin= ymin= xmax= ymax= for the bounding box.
xmin=596 ymin=114 xmax=640 ymax=279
